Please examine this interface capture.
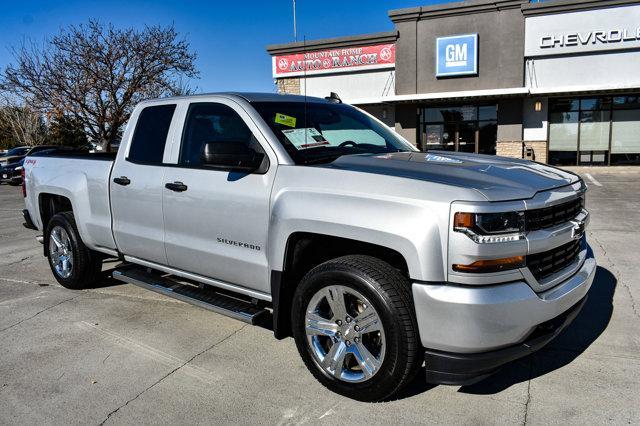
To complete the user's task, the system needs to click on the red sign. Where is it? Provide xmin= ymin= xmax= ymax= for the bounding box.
xmin=273 ymin=43 xmax=395 ymax=77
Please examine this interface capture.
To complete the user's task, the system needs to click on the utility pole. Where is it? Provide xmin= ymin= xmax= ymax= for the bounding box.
xmin=293 ymin=0 xmax=297 ymax=42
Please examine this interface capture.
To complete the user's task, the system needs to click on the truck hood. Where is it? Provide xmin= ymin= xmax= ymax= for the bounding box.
xmin=323 ymin=151 xmax=580 ymax=201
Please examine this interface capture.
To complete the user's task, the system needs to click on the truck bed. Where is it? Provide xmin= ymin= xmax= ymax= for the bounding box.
xmin=29 ymin=148 xmax=117 ymax=161
xmin=24 ymin=151 xmax=118 ymax=253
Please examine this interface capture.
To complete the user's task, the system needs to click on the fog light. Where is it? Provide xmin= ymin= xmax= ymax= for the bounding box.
xmin=453 ymin=255 xmax=525 ymax=273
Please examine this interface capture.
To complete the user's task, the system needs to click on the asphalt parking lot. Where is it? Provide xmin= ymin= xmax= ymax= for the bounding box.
xmin=0 ymin=168 xmax=639 ymax=425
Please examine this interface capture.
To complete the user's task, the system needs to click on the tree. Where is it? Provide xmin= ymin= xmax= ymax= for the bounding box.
xmin=1 ymin=21 xmax=198 ymax=151
xmin=48 ymin=114 xmax=88 ymax=148
xmin=0 ymin=112 xmax=12 ymax=149
xmin=0 ymin=97 xmax=48 ymax=148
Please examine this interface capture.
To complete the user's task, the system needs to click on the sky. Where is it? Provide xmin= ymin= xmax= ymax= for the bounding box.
xmin=0 ymin=0 xmax=456 ymax=93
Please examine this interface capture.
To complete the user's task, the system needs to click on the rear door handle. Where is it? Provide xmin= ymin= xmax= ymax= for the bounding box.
xmin=113 ymin=176 xmax=130 ymax=186
xmin=165 ymin=181 xmax=188 ymax=192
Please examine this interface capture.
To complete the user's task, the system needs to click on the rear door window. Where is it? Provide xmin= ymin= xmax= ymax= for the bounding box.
xmin=127 ymin=104 xmax=176 ymax=164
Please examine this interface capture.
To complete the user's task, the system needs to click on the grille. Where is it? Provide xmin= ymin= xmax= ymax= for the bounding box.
xmin=527 ymin=239 xmax=583 ymax=281
xmin=525 ymin=197 xmax=584 ymax=231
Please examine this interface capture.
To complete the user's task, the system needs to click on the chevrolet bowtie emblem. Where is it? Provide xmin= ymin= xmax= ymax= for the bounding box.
xmin=570 ymin=219 xmax=585 ymax=240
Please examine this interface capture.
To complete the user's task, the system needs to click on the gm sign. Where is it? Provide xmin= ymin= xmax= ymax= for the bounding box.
xmin=436 ymin=34 xmax=478 ymax=77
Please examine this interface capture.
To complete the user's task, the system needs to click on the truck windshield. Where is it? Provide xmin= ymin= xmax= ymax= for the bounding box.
xmin=251 ymin=101 xmax=416 ymax=165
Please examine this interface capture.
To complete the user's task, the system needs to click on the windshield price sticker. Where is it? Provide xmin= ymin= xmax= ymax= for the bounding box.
xmin=282 ymin=128 xmax=330 ymax=150
xmin=275 ymin=113 xmax=297 ymax=128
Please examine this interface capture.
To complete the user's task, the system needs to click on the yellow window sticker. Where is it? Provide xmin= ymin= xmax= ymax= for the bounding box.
xmin=275 ymin=113 xmax=297 ymax=128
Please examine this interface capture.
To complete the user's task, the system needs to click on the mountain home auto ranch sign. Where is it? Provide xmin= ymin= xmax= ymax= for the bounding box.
xmin=525 ymin=4 xmax=640 ymax=57
xmin=272 ymin=44 xmax=395 ymax=77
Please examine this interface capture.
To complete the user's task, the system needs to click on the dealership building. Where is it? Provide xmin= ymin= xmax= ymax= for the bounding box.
xmin=266 ymin=0 xmax=640 ymax=166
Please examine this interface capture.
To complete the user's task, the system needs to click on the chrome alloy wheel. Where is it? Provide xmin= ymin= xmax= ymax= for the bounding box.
xmin=305 ymin=285 xmax=386 ymax=383
xmin=49 ymin=226 xmax=73 ymax=279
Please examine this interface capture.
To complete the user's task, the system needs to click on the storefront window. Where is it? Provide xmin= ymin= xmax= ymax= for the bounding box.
xmin=579 ymin=110 xmax=610 ymax=164
xmin=478 ymin=106 xmax=497 ymax=121
xmin=549 ymin=112 xmax=579 ymax=165
xmin=421 ymin=104 xmax=496 ymax=154
xmin=550 ymin=99 xmax=579 ymax=113
xmin=613 ymin=96 xmax=640 ymax=109
xmin=580 ymin=98 xmax=611 ymax=111
xmin=548 ymin=96 xmax=640 ymax=166
xmin=611 ymin=109 xmax=640 ymax=165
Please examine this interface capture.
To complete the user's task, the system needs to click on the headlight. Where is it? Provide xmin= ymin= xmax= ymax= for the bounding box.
xmin=15 ymin=166 xmax=23 ymax=171
xmin=454 ymin=211 xmax=525 ymax=243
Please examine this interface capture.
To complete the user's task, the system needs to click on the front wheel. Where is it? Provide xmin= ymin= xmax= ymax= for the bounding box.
xmin=291 ymin=255 xmax=421 ymax=401
xmin=45 ymin=212 xmax=103 ymax=289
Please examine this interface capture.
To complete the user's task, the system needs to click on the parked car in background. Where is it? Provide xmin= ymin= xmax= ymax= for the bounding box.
xmin=1 ymin=157 xmax=25 ymax=185
xmin=0 ymin=146 xmax=30 ymax=167
xmin=0 ymin=145 xmax=62 ymax=167
xmin=1 ymin=146 xmax=73 ymax=185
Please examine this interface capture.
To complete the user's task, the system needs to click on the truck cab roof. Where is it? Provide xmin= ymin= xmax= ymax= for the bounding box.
xmin=138 ymin=92 xmax=334 ymax=105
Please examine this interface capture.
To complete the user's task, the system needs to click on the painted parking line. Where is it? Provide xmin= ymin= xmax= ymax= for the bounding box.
xmin=585 ymin=173 xmax=603 ymax=187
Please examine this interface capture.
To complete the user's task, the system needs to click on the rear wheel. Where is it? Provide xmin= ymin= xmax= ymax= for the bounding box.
xmin=45 ymin=212 xmax=102 ymax=289
xmin=291 ymin=255 xmax=421 ymax=401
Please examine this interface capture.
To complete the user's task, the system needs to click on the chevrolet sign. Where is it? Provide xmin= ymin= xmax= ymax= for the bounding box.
xmin=540 ymin=28 xmax=640 ymax=49
xmin=524 ymin=4 xmax=640 ymax=57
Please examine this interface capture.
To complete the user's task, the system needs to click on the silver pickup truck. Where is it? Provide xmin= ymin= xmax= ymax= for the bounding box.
xmin=22 ymin=93 xmax=595 ymax=401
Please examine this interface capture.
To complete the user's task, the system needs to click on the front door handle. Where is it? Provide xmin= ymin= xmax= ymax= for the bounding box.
xmin=165 ymin=181 xmax=188 ymax=192
xmin=113 ymin=176 xmax=130 ymax=186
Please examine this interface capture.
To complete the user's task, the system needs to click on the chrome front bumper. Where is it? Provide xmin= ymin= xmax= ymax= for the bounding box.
xmin=412 ymin=244 xmax=596 ymax=354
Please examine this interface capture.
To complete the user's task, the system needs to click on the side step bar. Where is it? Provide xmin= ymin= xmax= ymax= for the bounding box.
xmin=112 ymin=265 xmax=271 ymax=325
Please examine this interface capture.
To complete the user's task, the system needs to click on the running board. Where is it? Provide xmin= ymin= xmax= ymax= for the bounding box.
xmin=112 ymin=265 xmax=270 ymax=325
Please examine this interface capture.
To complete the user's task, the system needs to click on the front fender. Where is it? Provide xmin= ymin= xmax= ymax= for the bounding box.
xmin=267 ymin=188 xmax=447 ymax=282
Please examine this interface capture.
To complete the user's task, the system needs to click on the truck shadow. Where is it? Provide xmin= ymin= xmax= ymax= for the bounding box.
xmin=396 ymin=266 xmax=616 ymax=399
xmin=84 ymin=259 xmax=127 ymax=289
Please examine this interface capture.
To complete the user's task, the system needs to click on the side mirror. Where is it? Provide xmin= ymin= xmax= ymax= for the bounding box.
xmin=201 ymin=141 xmax=266 ymax=172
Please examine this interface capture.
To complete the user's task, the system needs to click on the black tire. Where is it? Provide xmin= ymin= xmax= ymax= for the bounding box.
xmin=44 ymin=211 xmax=102 ymax=289
xmin=291 ymin=255 xmax=421 ymax=401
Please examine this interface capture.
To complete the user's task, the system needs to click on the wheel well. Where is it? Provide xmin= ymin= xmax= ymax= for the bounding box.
xmin=272 ymin=232 xmax=409 ymax=339
xmin=39 ymin=193 xmax=73 ymax=231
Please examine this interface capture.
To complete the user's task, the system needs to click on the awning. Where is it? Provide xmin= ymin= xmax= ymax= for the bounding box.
xmin=346 ymin=84 xmax=640 ymax=105
xmin=347 ymin=87 xmax=528 ymax=105
xmin=529 ymin=83 xmax=640 ymax=96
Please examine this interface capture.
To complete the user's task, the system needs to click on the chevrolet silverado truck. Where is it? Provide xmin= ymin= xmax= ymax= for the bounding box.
xmin=22 ymin=93 xmax=595 ymax=401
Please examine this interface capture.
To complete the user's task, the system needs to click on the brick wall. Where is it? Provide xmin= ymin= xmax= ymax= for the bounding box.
xmin=276 ymin=78 xmax=300 ymax=95
xmin=524 ymin=141 xmax=547 ymax=164
xmin=496 ymin=141 xmax=522 ymax=159
xmin=496 ymin=141 xmax=548 ymax=164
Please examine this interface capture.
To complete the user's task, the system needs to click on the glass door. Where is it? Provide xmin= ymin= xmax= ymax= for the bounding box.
xmin=478 ymin=121 xmax=497 ymax=155
xmin=421 ymin=105 xmax=496 ymax=154
xmin=457 ymin=122 xmax=477 ymax=153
